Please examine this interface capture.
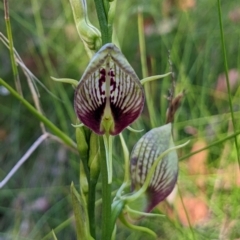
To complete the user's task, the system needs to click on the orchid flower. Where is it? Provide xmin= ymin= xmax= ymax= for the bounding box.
xmin=74 ymin=43 xmax=145 ymax=136
xmin=130 ymin=123 xmax=179 ymax=212
xmin=111 ymin=124 xmax=188 ymax=237
xmin=73 ymin=43 xmax=145 ymax=183
xmin=117 ymin=123 xmax=188 ymax=213
xmin=51 ymin=42 xmax=170 ymax=184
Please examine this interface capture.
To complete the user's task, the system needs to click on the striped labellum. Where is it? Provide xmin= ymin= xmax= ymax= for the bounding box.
xmin=130 ymin=123 xmax=178 ymax=212
xmin=74 ymin=43 xmax=144 ymax=135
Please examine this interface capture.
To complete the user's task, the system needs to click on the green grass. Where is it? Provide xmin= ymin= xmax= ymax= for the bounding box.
xmin=1 ymin=0 xmax=240 ymax=239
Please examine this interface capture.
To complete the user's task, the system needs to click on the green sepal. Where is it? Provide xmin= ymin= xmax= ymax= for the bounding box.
xmin=118 ymin=212 xmax=157 ymax=238
xmin=71 ymin=182 xmax=94 ymax=240
xmin=140 ymin=72 xmax=171 ymax=85
xmin=51 ymin=77 xmax=78 ymax=87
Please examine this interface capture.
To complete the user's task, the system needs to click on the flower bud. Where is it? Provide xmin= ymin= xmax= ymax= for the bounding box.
xmin=71 ymin=183 xmax=94 ymax=240
xmin=130 ymin=123 xmax=178 ymax=212
xmin=69 ymin=0 xmax=102 ymax=51
xmin=88 ymin=132 xmax=100 ymax=182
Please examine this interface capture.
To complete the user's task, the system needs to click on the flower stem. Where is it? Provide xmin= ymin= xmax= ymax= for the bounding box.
xmin=0 ymin=78 xmax=77 ymax=150
xmin=93 ymin=0 xmax=111 ymax=44
xmin=100 ymin=136 xmax=112 ymax=240
xmin=88 ymin=179 xmax=97 ymax=238
xmin=3 ymin=0 xmax=22 ymax=95
xmin=217 ymin=0 xmax=240 ymax=166
xmin=138 ymin=10 xmax=157 ymax=127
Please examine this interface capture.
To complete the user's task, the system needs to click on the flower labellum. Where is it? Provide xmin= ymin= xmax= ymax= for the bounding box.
xmin=130 ymin=123 xmax=178 ymax=212
xmin=74 ymin=43 xmax=144 ymax=135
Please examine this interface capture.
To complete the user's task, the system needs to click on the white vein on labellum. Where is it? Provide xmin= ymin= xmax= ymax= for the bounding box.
xmin=130 ymin=123 xmax=178 ymax=212
xmin=74 ymin=43 xmax=144 ymax=135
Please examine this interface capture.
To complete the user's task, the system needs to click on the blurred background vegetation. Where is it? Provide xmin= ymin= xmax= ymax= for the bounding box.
xmin=0 ymin=0 xmax=240 ymax=239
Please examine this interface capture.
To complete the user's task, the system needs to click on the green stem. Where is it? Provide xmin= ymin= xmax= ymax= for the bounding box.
xmin=179 ymin=129 xmax=240 ymax=161
xmin=88 ymin=179 xmax=97 ymax=239
xmin=138 ymin=10 xmax=156 ymax=127
xmin=178 ymin=185 xmax=196 ymax=240
xmin=0 ymin=78 xmax=77 ymax=150
xmin=3 ymin=0 xmax=22 ymax=95
xmin=94 ymin=0 xmax=111 ymax=44
xmin=217 ymin=0 xmax=240 ymax=166
xmin=100 ymin=136 xmax=112 ymax=240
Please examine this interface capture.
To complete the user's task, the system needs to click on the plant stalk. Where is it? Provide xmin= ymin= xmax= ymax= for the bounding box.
xmin=93 ymin=0 xmax=111 ymax=44
xmin=0 ymin=78 xmax=77 ymax=150
xmin=3 ymin=0 xmax=22 ymax=95
xmin=217 ymin=0 xmax=240 ymax=166
xmin=100 ymin=136 xmax=112 ymax=240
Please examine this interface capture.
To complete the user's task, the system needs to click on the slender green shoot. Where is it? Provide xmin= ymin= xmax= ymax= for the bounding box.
xmin=137 ymin=9 xmax=156 ymax=127
xmin=178 ymin=185 xmax=196 ymax=240
xmin=3 ymin=0 xmax=22 ymax=95
xmin=217 ymin=0 xmax=240 ymax=166
xmin=100 ymin=136 xmax=112 ymax=240
xmin=179 ymin=129 xmax=240 ymax=161
xmin=0 ymin=78 xmax=77 ymax=150
xmin=94 ymin=0 xmax=111 ymax=44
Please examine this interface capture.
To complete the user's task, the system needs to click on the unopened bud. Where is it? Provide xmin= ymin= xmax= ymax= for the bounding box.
xmin=88 ymin=132 xmax=100 ymax=183
xmin=69 ymin=0 xmax=102 ymax=51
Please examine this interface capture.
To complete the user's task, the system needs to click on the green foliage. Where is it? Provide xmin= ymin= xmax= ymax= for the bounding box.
xmin=1 ymin=0 xmax=240 ymax=239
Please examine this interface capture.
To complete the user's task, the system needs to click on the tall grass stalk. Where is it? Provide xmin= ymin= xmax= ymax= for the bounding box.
xmin=217 ymin=0 xmax=240 ymax=166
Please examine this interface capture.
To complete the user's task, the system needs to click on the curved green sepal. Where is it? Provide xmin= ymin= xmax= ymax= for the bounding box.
xmin=51 ymin=77 xmax=78 ymax=87
xmin=127 ymin=126 xmax=144 ymax=133
xmin=125 ymin=205 xmax=165 ymax=218
xmin=72 ymin=123 xmax=84 ymax=128
xmin=141 ymin=72 xmax=172 ymax=85
xmin=119 ymin=212 xmax=157 ymax=238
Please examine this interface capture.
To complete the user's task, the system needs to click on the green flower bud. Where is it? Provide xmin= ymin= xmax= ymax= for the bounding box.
xmin=75 ymin=124 xmax=89 ymax=194
xmin=88 ymin=132 xmax=100 ymax=182
xmin=75 ymin=125 xmax=88 ymax=159
xmin=71 ymin=183 xmax=94 ymax=240
xmin=69 ymin=0 xmax=102 ymax=51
